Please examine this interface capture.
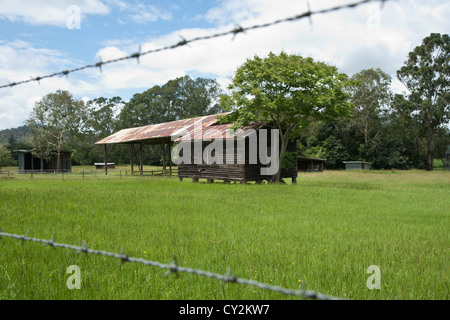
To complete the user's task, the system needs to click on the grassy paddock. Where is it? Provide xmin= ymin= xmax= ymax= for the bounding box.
xmin=0 ymin=169 xmax=448 ymax=300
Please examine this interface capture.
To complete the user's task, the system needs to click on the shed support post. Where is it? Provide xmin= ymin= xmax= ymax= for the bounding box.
xmin=130 ymin=144 xmax=134 ymax=175
xmin=104 ymin=144 xmax=108 ymax=175
xmin=169 ymin=140 xmax=172 ymax=177
xmin=162 ymin=144 xmax=166 ymax=173
xmin=139 ymin=143 xmax=143 ymax=176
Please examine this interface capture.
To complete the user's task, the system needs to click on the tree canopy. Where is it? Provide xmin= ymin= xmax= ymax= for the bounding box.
xmin=118 ymin=75 xmax=222 ymax=129
xmin=397 ymin=33 xmax=450 ymax=170
xmin=348 ymin=68 xmax=392 ymax=160
xmin=221 ymin=52 xmax=353 ymax=181
xmin=26 ymin=90 xmax=85 ymax=171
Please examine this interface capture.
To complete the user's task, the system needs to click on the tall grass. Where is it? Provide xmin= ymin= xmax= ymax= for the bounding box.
xmin=0 ymin=170 xmax=448 ymax=299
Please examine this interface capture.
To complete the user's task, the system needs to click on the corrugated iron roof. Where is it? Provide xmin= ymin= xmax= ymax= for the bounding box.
xmin=95 ymin=112 xmax=237 ymax=145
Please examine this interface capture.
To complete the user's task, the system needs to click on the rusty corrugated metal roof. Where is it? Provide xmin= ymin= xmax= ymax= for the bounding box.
xmin=94 ymin=112 xmax=236 ymax=145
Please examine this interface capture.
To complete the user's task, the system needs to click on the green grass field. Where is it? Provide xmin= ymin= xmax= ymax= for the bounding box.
xmin=0 ymin=168 xmax=448 ymax=300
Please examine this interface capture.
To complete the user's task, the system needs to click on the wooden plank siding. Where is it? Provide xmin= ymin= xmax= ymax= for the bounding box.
xmin=178 ymin=134 xmax=298 ymax=183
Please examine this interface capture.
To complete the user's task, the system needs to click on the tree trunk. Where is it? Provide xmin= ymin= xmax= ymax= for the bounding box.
xmin=272 ymin=135 xmax=288 ymax=182
xmin=428 ymin=151 xmax=434 ymax=171
xmin=364 ymin=123 xmax=369 ymax=160
xmin=427 ymin=127 xmax=434 ymax=171
xmin=57 ymin=139 xmax=61 ymax=173
xmin=162 ymin=144 xmax=167 ymax=172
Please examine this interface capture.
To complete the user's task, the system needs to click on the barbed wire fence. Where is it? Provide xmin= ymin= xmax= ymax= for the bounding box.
xmin=0 ymin=229 xmax=344 ymax=300
xmin=0 ymin=0 xmax=392 ymax=301
xmin=0 ymin=0 xmax=389 ymax=89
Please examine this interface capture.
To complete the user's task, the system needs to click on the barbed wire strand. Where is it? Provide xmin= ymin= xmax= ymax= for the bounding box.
xmin=0 ymin=0 xmax=389 ymax=90
xmin=0 ymin=230 xmax=344 ymax=300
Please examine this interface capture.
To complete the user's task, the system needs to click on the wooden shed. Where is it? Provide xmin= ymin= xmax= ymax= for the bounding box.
xmin=14 ymin=149 xmax=72 ymax=173
xmin=94 ymin=163 xmax=116 ymax=170
xmin=297 ymin=156 xmax=325 ymax=172
xmin=176 ymin=128 xmax=298 ymax=183
xmin=95 ymin=113 xmax=298 ymax=183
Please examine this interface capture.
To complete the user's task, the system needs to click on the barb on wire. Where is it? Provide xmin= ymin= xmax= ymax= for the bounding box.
xmin=306 ymin=2 xmax=313 ymax=29
xmin=0 ymin=229 xmax=345 ymax=300
xmin=46 ymin=234 xmax=56 ymax=248
xmin=96 ymin=58 xmax=103 ymax=73
xmin=165 ymin=257 xmax=179 ymax=277
xmin=0 ymin=0 xmax=389 ymax=90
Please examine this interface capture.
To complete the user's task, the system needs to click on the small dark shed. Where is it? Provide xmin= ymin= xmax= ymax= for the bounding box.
xmin=343 ymin=161 xmax=371 ymax=170
xmin=297 ymin=156 xmax=325 ymax=172
xmin=14 ymin=149 xmax=72 ymax=173
xmin=94 ymin=163 xmax=116 ymax=170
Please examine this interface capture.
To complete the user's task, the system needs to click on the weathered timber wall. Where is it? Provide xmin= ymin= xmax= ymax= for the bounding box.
xmin=177 ymin=135 xmax=298 ymax=182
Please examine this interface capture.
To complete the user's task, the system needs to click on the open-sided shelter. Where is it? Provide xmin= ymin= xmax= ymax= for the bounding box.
xmin=14 ymin=149 xmax=72 ymax=173
xmin=297 ymin=156 xmax=325 ymax=172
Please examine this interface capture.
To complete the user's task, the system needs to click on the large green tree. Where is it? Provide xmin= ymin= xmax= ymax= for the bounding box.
xmin=118 ymin=75 xmax=222 ymax=129
xmin=72 ymin=96 xmax=124 ymax=165
xmin=221 ymin=52 xmax=353 ymax=181
xmin=26 ymin=90 xmax=85 ymax=171
xmin=0 ymin=143 xmax=16 ymax=167
xmin=397 ymin=33 xmax=450 ymax=170
xmin=348 ymin=68 xmax=392 ymax=160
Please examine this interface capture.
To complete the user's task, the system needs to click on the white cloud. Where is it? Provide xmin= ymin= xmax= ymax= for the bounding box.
xmin=89 ymin=0 xmax=420 ymax=90
xmin=0 ymin=0 xmax=449 ymax=130
xmin=129 ymin=3 xmax=172 ymax=23
xmin=205 ymin=0 xmax=259 ymax=26
xmin=104 ymin=0 xmax=173 ymax=24
xmin=104 ymin=0 xmax=128 ymax=11
xmin=0 ymin=40 xmax=110 ymax=130
xmin=0 ymin=0 xmax=109 ymax=27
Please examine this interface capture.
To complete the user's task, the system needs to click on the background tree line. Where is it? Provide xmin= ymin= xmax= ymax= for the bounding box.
xmin=0 ymin=75 xmax=223 ymax=169
xmin=299 ymin=33 xmax=449 ymax=170
xmin=1 ymin=33 xmax=448 ymax=171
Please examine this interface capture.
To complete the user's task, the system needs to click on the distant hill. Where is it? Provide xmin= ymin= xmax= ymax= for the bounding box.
xmin=0 ymin=125 xmax=30 ymax=144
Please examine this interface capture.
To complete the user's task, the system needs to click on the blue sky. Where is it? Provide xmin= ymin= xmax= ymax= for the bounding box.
xmin=0 ymin=1 xmax=213 ymax=58
xmin=0 ymin=0 xmax=449 ymax=130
